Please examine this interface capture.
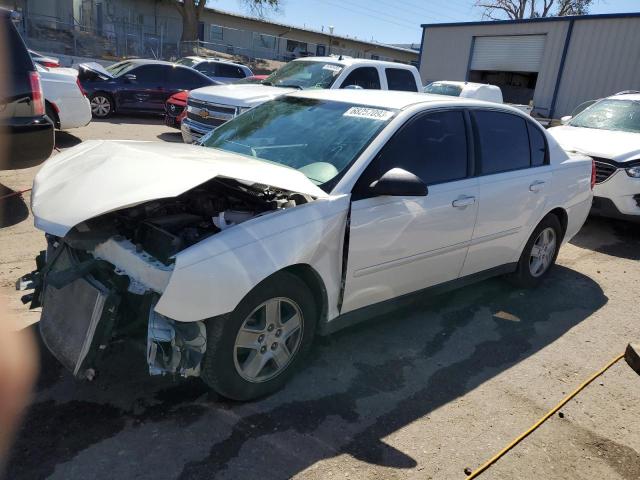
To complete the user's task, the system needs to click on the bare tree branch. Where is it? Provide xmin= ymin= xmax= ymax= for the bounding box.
xmin=475 ymin=0 xmax=593 ymax=18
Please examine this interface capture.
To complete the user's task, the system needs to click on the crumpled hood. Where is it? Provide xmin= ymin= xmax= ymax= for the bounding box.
xmin=548 ymin=125 xmax=640 ymax=162
xmin=188 ymin=84 xmax=295 ymax=107
xmin=32 ymin=140 xmax=327 ymax=236
xmin=78 ymin=62 xmax=114 ymax=79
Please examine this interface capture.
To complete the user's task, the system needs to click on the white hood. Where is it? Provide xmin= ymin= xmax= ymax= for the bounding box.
xmin=188 ymin=84 xmax=295 ymax=108
xmin=32 ymin=140 xmax=327 ymax=237
xmin=548 ymin=125 xmax=640 ymax=162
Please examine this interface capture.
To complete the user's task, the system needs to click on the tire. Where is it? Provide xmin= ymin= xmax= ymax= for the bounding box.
xmin=511 ymin=214 xmax=562 ymax=288
xmin=200 ymin=271 xmax=317 ymax=401
xmin=90 ymin=93 xmax=114 ymax=118
xmin=45 ymin=103 xmax=59 ymax=129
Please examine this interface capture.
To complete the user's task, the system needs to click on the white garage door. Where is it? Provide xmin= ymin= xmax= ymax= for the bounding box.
xmin=470 ymin=35 xmax=546 ymax=72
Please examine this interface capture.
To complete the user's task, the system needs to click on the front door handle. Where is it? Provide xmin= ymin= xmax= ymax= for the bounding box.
xmin=529 ymin=180 xmax=546 ymax=192
xmin=452 ymin=195 xmax=476 ymax=208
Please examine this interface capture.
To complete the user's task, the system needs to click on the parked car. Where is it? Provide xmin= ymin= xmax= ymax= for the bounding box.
xmin=175 ymin=56 xmax=253 ymax=83
xmin=23 ymin=89 xmax=594 ymax=400
xmin=548 ymin=91 xmax=640 ymax=222
xmin=181 ymin=56 xmax=422 ymax=143
xmin=164 ymin=90 xmax=188 ymax=129
xmin=37 ymin=64 xmax=91 ymax=130
xmin=78 ymin=59 xmax=218 ymax=118
xmin=0 ymin=8 xmax=53 ymax=170
xmin=29 ymin=49 xmax=60 ymax=68
xmin=423 ymin=80 xmax=533 ymax=115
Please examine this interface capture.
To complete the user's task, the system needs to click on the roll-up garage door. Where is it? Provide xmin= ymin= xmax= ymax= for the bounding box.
xmin=470 ymin=35 xmax=546 ymax=72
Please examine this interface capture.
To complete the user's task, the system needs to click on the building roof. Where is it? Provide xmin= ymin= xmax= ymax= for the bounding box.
xmin=205 ymin=7 xmax=417 ymax=55
xmin=421 ymin=11 xmax=640 ymax=28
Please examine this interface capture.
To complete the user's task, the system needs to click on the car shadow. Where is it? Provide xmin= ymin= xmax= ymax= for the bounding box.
xmin=570 ymin=216 xmax=640 ymax=260
xmin=157 ymin=131 xmax=184 ymax=143
xmin=92 ymin=114 xmax=164 ymax=125
xmin=6 ymin=265 xmax=606 ymax=480
xmin=0 ymin=184 xmax=29 ymax=228
xmin=54 ymin=131 xmax=82 ymax=149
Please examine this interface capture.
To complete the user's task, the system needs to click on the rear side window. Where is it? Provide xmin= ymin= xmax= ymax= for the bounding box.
xmin=361 ymin=110 xmax=468 ymax=187
xmin=217 ymin=63 xmax=246 ymax=78
xmin=385 ymin=68 xmax=418 ymax=92
xmin=527 ymin=122 xmax=548 ymax=167
xmin=171 ymin=67 xmax=211 ymax=88
xmin=340 ymin=67 xmax=381 ymax=89
xmin=473 ymin=111 xmax=530 ymax=175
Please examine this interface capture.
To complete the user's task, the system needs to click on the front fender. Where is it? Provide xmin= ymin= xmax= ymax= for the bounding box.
xmin=155 ymin=196 xmax=350 ymax=322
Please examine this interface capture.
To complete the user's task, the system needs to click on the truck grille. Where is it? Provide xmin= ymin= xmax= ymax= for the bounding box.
xmin=593 ymin=159 xmax=618 ymax=184
xmin=187 ymin=99 xmax=236 ymax=127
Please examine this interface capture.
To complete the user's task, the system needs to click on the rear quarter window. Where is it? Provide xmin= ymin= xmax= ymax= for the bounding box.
xmin=385 ymin=68 xmax=418 ymax=92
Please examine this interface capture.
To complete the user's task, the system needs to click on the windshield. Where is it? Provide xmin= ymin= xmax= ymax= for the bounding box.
xmin=176 ymin=57 xmax=198 ymax=67
xmin=569 ymin=99 xmax=640 ymax=133
xmin=262 ymin=61 xmax=344 ymax=89
xmin=202 ymin=97 xmax=395 ymax=190
xmin=105 ymin=61 xmax=137 ymax=77
xmin=423 ymin=82 xmax=462 ymax=97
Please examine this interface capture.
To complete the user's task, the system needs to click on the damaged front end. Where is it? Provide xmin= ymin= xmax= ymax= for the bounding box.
xmin=20 ymin=177 xmax=310 ymax=381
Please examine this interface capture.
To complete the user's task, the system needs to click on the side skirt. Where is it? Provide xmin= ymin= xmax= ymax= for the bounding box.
xmin=319 ymin=262 xmax=517 ymax=336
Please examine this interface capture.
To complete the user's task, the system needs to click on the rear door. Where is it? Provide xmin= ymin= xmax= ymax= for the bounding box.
xmin=461 ymin=110 xmax=552 ymax=276
xmin=117 ymin=64 xmax=165 ymax=111
xmin=341 ymin=109 xmax=479 ymax=313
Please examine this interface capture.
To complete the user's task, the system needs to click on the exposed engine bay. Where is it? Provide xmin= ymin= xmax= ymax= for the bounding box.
xmin=23 ymin=178 xmax=312 ymax=381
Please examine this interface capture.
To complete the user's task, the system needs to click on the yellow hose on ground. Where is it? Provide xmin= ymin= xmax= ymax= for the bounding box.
xmin=466 ymin=352 xmax=625 ymax=479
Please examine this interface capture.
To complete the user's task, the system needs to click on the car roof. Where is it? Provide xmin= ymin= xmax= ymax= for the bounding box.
xmin=182 ymin=56 xmax=245 ymax=67
xmin=608 ymin=92 xmax=640 ymax=101
xmin=287 ymin=89 xmax=520 ymax=112
xmin=293 ymin=56 xmax=416 ymax=69
xmin=122 ymin=59 xmax=176 ymax=66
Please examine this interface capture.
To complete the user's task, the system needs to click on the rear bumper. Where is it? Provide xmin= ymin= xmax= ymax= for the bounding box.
xmin=0 ymin=116 xmax=54 ymax=170
xmin=58 ymin=96 xmax=92 ymax=129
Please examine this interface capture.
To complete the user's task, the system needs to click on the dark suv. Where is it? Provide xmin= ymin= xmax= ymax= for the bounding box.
xmin=0 ymin=9 xmax=54 ymax=170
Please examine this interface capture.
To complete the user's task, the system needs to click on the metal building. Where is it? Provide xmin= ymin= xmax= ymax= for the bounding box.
xmin=418 ymin=13 xmax=640 ymax=119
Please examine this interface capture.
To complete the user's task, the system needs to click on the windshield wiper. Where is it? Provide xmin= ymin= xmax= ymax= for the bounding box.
xmin=277 ymin=84 xmax=304 ymax=90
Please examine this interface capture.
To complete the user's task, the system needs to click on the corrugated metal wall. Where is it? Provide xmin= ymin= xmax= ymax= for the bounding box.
xmin=554 ymin=18 xmax=640 ymax=117
xmin=419 ymin=21 xmax=569 ymax=117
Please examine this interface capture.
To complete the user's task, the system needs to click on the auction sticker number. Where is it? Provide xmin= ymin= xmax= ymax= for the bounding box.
xmin=343 ymin=107 xmax=394 ymax=121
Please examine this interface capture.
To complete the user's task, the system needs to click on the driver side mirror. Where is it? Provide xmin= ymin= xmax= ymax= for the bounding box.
xmin=124 ymin=73 xmax=137 ymax=82
xmin=560 ymin=115 xmax=572 ymax=124
xmin=370 ymin=168 xmax=428 ymax=197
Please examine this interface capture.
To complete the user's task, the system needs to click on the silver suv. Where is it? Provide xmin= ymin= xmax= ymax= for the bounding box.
xmin=175 ymin=56 xmax=253 ymax=84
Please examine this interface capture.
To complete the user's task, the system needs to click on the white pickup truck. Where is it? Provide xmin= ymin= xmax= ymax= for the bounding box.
xmin=181 ymin=56 xmax=422 ymax=143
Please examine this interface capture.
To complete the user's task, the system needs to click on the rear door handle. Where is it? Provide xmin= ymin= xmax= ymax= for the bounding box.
xmin=452 ymin=195 xmax=476 ymax=208
xmin=529 ymin=180 xmax=546 ymax=192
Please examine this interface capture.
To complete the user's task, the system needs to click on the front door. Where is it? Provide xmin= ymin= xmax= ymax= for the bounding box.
xmin=117 ymin=65 xmax=164 ymax=111
xmin=341 ymin=110 xmax=479 ymax=313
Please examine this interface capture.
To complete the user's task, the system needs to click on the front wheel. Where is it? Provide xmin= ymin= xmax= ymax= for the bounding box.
xmin=511 ymin=214 xmax=562 ymax=288
xmin=90 ymin=93 xmax=113 ymax=118
xmin=200 ymin=271 xmax=317 ymax=401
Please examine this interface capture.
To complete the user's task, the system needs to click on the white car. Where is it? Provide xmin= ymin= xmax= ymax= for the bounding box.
xmin=37 ymin=64 xmax=92 ymax=130
xmin=24 ymin=90 xmax=593 ymax=400
xmin=175 ymin=56 xmax=253 ymax=84
xmin=181 ymin=56 xmax=423 ymax=143
xmin=423 ymin=80 xmax=534 ymax=116
xmin=549 ymin=92 xmax=640 ymax=222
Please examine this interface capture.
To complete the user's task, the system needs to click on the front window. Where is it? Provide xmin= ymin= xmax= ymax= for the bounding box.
xmin=569 ymin=99 xmax=640 ymax=133
xmin=262 ymin=61 xmax=344 ymax=90
xmin=201 ymin=97 xmax=396 ymax=190
xmin=105 ymin=61 xmax=137 ymax=77
xmin=423 ymin=82 xmax=462 ymax=97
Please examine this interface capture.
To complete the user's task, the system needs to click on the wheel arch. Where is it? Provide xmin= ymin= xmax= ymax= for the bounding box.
xmin=45 ymin=100 xmax=60 ymax=129
xmin=545 ymin=207 xmax=568 ymax=241
xmin=277 ymin=264 xmax=329 ymax=328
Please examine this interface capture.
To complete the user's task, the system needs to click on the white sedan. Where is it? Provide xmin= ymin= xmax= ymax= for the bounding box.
xmin=25 ymin=90 xmax=594 ymax=400
xmin=37 ymin=64 xmax=92 ymax=130
xmin=549 ymin=92 xmax=640 ymax=222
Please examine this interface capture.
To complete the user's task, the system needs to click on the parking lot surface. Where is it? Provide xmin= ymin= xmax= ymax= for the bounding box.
xmin=1 ymin=116 xmax=639 ymax=480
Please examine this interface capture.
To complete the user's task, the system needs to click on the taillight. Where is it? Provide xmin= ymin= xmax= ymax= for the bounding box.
xmin=76 ymin=76 xmax=87 ymax=97
xmin=591 ymin=159 xmax=596 ymax=190
xmin=29 ymin=71 xmax=45 ymax=116
xmin=42 ymin=60 xmax=60 ymax=68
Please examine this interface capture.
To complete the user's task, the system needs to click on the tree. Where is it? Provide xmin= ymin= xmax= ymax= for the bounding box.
xmin=474 ymin=0 xmax=593 ymax=20
xmin=171 ymin=0 xmax=280 ymax=42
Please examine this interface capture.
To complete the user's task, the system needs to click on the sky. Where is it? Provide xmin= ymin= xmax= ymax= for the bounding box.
xmin=208 ymin=0 xmax=640 ymax=45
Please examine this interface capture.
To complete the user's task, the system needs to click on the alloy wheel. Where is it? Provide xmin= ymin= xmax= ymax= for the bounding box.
xmin=529 ymin=227 xmax=557 ymax=277
xmin=233 ymin=297 xmax=304 ymax=383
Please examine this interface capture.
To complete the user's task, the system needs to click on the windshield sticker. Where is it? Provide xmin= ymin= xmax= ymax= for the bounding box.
xmin=322 ymin=64 xmax=342 ymax=73
xmin=343 ymin=107 xmax=394 ymax=121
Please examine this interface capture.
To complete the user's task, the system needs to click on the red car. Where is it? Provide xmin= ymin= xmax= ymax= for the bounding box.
xmin=164 ymin=90 xmax=188 ymax=129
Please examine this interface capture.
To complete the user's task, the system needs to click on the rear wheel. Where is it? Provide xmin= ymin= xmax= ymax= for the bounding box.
xmin=511 ymin=214 xmax=562 ymax=288
xmin=200 ymin=271 xmax=317 ymax=401
xmin=90 ymin=93 xmax=113 ymax=118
